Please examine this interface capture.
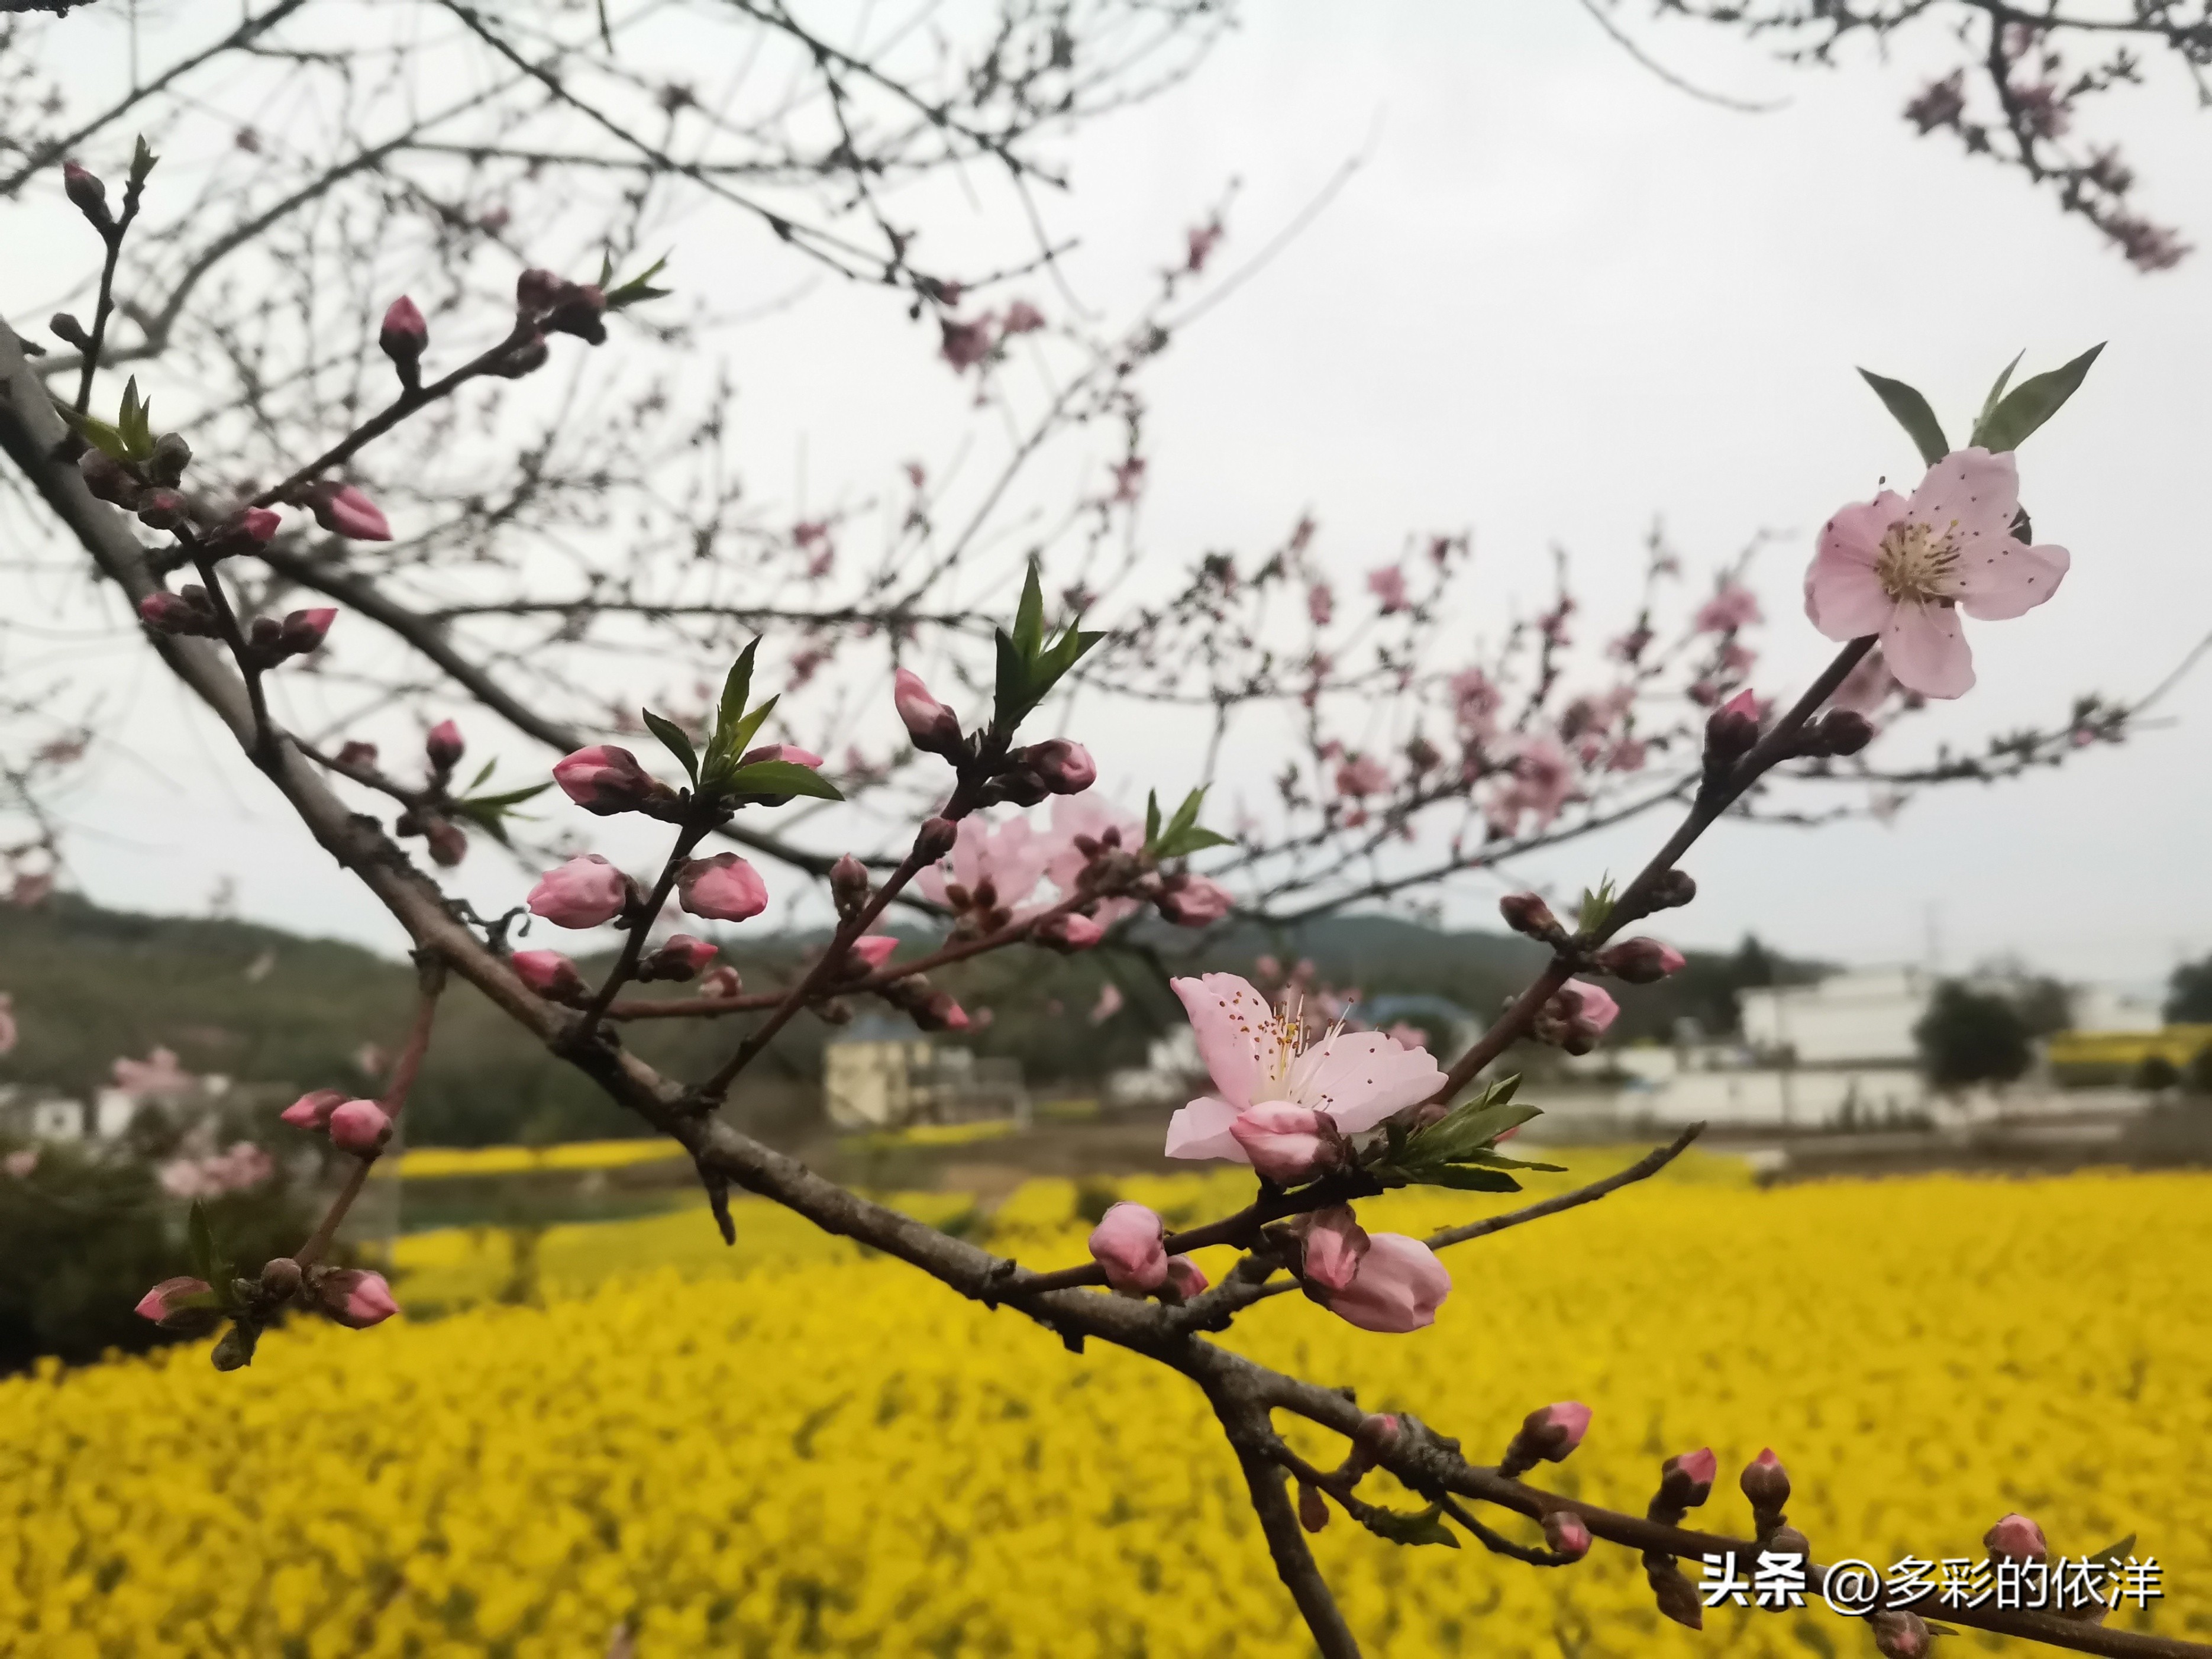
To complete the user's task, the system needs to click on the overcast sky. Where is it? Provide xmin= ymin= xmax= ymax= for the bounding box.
xmin=17 ymin=3 xmax=2212 ymax=990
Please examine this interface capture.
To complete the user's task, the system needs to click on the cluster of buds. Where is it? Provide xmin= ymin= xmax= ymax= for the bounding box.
xmin=871 ymin=966 xmax=971 ymax=1032
xmin=1527 ymin=979 xmax=1619 ymax=1055
xmin=135 ymin=1258 xmax=398 ymax=1368
xmin=1498 ymin=1400 xmax=1592 ymax=1479
xmin=142 ymin=583 xmax=335 ymax=669
xmin=1084 ymin=1201 xmax=1209 ymax=1302
xmin=280 ymin=1087 xmax=393 ymax=1156
xmin=516 ymin=267 xmax=606 ymax=346
xmin=1645 ymin=1447 xmax=1719 ymax=1629
xmin=385 ymin=719 xmax=471 ymax=867
xmin=979 ymin=737 xmax=1096 ymax=808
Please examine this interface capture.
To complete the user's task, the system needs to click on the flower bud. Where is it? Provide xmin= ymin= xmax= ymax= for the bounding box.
xmin=63 ymin=160 xmax=112 ymax=231
xmin=1594 ymin=938 xmax=1685 ymax=984
xmin=1542 ymin=1510 xmax=1592 ymax=1560
xmin=51 ymin=312 xmax=89 ymax=349
xmin=138 ymin=590 xmax=215 ymax=637
xmin=516 ymin=268 xmax=563 ymax=313
xmin=1158 ymin=874 xmax=1233 ymax=928
xmin=1351 ymin=1412 xmax=1400 ymax=1471
xmin=677 ymin=853 xmax=768 ymax=924
xmin=1656 ymin=1447 xmax=1717 ymax=1511
xmin=699 ymin=964 xmax=744 ymax=1000
xmin=1035 ymin=911 xmax=1106 ymax=952
xmin=1739 ymin=1447 xmax=1790 ymax=1516
xmin=552 ymin=745 xmax=670 ymax=815
xmin=1162 ymin=1255 xmax=1208 ymax=1301
xmin=1813 ymin=708 xmax=1874 ymax=756
xmin=79 ymin=450 xmax=144 ymax=508
xmin=1499 ymin=892 xmax=1563 ymax=940
xmin=1504 ymin=1401 xmax=1592 ymax=1475
xmin=317 ymin=1267 xmax=399 ymax=1329
xmin=328 ymin=1098 xmax=392 ymax=1154
xmin=915 ymin=816 xmax=958 ymax=862
xmin=146 ymin=432 xmax=193 ymax=486
xmin=1015 ymin=738 xmax=1095 ymax=796
xmin=1297 ymin=1483 xmax=1330 ymax=1534
xmin=307 ymin=482 xmax=392 ymax=541
xmin=847 ymin=935 xmax=898 ymax=973
xmin=238 ymin=506 xmax=282 ymax=543
xmin=279 ymin=1089 xmax=348 ymax=1129
xmin=893 ymin=669 xmax=964 ymax=758
xmin=1294 ymin=1205 xmax=1370 ymax=1292
xmin=919 ymin=991 xmax=970 ymax=1031
xmin=1561 ymin=979 xmax=1619 ymax=1035
xmin=424 ymin=719 xmax=464 ymax=770
xmin=379 ymin=296 xmax=428 ymax=381
xmin=1983 ymin=1512 xmax=2048 ymax=1561
xmin=1087 ymin=1200 xmax=1168 ymax=1291
xmin=336 ymin=739 xmax=379 ymax=769
xmin=829 ymin=854 xmax=871 ymax=919
xmin=259 ymin=1256 xmax=302 ymax=1299
xmin=641 ymin=933 xmax=718 ymax=982
xmin=544 ymin=282 xmax=608 ymax=345
xmin=1645 ymin=868 xmax=1696 ymax=911
xmin=512 ymin=948 xmax=589 ymax=1002
xmin=134 ymin=1276 xmax=218 ymax=1332
xmin=491 ymin=332 xmax=550 ymax=379
xmin=1870 ymin=1610 xmax=1932 ymax=1659
xmin=528 ymin=854 xmax=631 ymax=929
xmin=1651 ymin=1564 xmax=1704 ymax=1631
xmin=276 ymin=607 xmax=336 ymax=659
xmin=1228 ymin=1102 xmax=1341 ymax=1186
xmin=1704 ymin=689 xmax=1760 ymax=763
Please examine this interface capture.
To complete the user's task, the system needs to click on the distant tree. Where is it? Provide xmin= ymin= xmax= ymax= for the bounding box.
xmin=2185 ymin=1047 xmax=2212 ymax=1097
xmin=1915 ymin=982 xmax=2033 ymax=1091
xmin=2012 ymin=976 xmax=2076 ymax=1038
xmin=2166 ymin=954 xmax=2212 ymax=1023
xmin=2134 ymin=1054 xmax=2182 ymax=1093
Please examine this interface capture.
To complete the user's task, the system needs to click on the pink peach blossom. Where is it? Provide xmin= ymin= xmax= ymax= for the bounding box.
xmin=1299 ymin=1207 xmax=1369 ymax=1292
xmin=677 ymin=853 xmax=768 ymax=922
xmin=135 ymin=1276 xmax=214 ymax=1326
xmin=1164 ymin=973 xmax=1446 ymax=1165
xmin=1307 ymin=583 xmax=1333 ymax=626
xmin=322 ymin=1269 xmax=399 ymax=1329
xmin=1228 ymin=1102 xmax=1338 ymax=1185
xmin=893 ymin=667 xmax=963 ymax=754
xmin=1316 ymin=1232 xmax=1451 ymax=1333
xmin=1366 ymin=566 xmax=1408 ymax=613
xmin=1693 ymin=582 xmax=1762 ymax=633
xmin=1543 ymin=1512 xmax=1592 ymax=1559
xmin=424 ymin=719 xmax=464 ymax=769
xmin=1088 ymin=1200 xmax=1169 ymax=1291
xmin=240 ymin=506 xmax=282 ymax=542
xmin=1805 ymin=448 xmax=2068 ymax=698
xmin=919 ymin=815 xmax=1050 ymax=912
xmin=1335 ymin=755 xmax=1391 ymax=799
xmin=1562 ymin=979 xmax=1620 ymax=1035
xmin=1041 ymin=795 xmax=1147 ymax=925
xmin=1157 ymin=875 xmax=1232 ymax=928
xmin=1984 ymin=1512 xmax=2049 ymax=1560
xmin=529 ymin=855 xmax=629 ymax=928
xmin=1038 ymin=912 xmax=1106 ymax=951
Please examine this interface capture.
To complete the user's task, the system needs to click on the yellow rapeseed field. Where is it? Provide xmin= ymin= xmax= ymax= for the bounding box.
xmin=4 ymin=1154 xmax=2209 ymax=1658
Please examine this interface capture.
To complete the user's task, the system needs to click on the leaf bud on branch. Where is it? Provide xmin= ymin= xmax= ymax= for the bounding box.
xmin=1498 ymin=891 xmax=1565 ymax=944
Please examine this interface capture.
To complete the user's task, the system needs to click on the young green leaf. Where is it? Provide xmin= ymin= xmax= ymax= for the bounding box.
xmin=129 ymin=134 xmax=160 ymax=188
xmin=60 ymin=406 xmax=131 ymax=461
xmin=642 ymin=709 xmax=701 ymax=785
xmin=1416 ymin=1166 xmax=1525 ymax=1193
xmin=1360 ymin=1502 xmax=1461 ymax=1548
xmin=1857 ymin=369 xmax=1950 ymax=468
xmin=992 ymin=629 xmax=1032 ymax=730
xmin=1970 ymin=343 xmax=2104 ymax=456
xmin=713 ymin=640 xmax=760 ymax=754
xmin=723 ymin=759 xmax=844 ymax=802
xmin=468 ymin=759 xmax=497 ymax=792
xmin=1144 ymin=791 xmax=1163 ymax=849
xmin=1012 ymin=563 xmax=1047 ymax=660
xmin=718 ymin=694 xmax=780 ymax=773
xmin=1973 ymin=350 xmax=2024 ymax=438
xmin=605 ymin=254 xmax=672 ymax=311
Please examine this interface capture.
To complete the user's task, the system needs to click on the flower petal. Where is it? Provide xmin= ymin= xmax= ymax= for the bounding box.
xmin=1955 ymin=537 xmax=2069 ymax=622
xmin=1164 ymin=1095 xmax=1249 ymax=1163
xmin=1908 ymin=447 xmax=2020 ymax=553
xmin=1285 ymin=1031 xmax=1447 ymax=1132
xmin=1170 ymin=974 xmax=1276 ymax=1111
xmin=1806 ymin=492 xmax=1907 ymax=639
xmin=1882 ymin=601 xmax=1975 ymax=699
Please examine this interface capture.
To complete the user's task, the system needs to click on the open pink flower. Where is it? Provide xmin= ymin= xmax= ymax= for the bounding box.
xmin=1367 ymin=566 xmax=1408 ymax=613
xmin=1164 ymin=973 xmax=1446 ymax=1164
xmin=1805 ymin=448 xmax=2068 ymax=698
xmin=1315 ymin=1233 xmax=1451 ymax=1333
xmin=919 ymin=815 xmax=1048 ymax=912
xmin=1487 ymin=732 xmax=1575 ymax=835
xmin=1693 ymin=582 xmax=1762 ymax=633
xmin=1041 ymin=795 xmax=1145 ymax=925
xmin=1088 ymin=1201 xmax=1168 ymax=1291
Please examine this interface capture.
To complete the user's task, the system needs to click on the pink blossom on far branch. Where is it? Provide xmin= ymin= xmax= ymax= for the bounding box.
xmin=1366 ymin=566 xmax=1408 ymax=614
xmin=1805 ymin=448 xmax=2068 ymax=698
xmin=280 ymin=1089 xmax=347 ymax=1129
xmin=918 ymin=815 xmax=1049 ymax=913
xmin=1087 ymin=1201 xmax=1168 ymax=1292
xmin=528 ymin=855 xmax=629 ymax=929
xmin=1157 ymin=874 xmax=1232 ymax=928
xmin=677 ymin=853 xmax=768 ymax=923
xmin=1693 ymin=581 xmax=1762 ymax=633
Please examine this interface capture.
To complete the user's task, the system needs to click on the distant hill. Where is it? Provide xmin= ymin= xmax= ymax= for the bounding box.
xmin=0 ymin=898 xmax=1811 ymax=1146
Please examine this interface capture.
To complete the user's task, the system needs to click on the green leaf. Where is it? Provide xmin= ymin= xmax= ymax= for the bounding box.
xmin=723 ymin=759 xmax=843 ymax=802
xmin=1974 ymin=350 xmax=2023 ymax=437
xmin=1971 ymin=343 xmax=2104 ymax=455
xmin=642 ymin=709 xmax=700 ymax=785
xmin=118 ymin=378 xmax=154 ymax=461
xmin=713 ymin=640 xmax=760 ymax=753
xmin=605 ymin=253 xmax=672 ymax=311
xmin=1144 ymin=790 xmax=1163 ymax=848
xmin=2087 ymin=1534 xmax=2137 ymax=1567
xmin=1858 ymin=368 xmax=1951 ymax=467
xmin=1416 ymin=1166 xmax=1525 ymax=1193
xmin=60 ymin=406 xmax=131 ymax=462
xmin=1439 ymin=1147 xmax=1567 ymax=1173
xmin=1156 ymin=825 xmax=1234 ymax=859
xmin=186 ymin=1200 xmax=215 ymax=1284
xmin=1575 ymin=877 xmax=1616 ymax=936
xmin=1012 ymin=562 xmax=1046 ymax=659
xmin=467 ymin=759 xmax=496 ymax=792
xmin=128 ymin=134 xmax=159 ymax=188
xmin=1360 ymin=1502 xmax=1461 ymax=1548
xmin=992 ymin=628 xmax=1032 ymax=728
xmin=450 ymin=782 xmax=551 ymax=845
xmin=459 ymin=782 xmax=551 ymax=811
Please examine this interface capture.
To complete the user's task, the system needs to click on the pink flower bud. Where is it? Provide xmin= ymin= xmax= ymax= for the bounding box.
xmin=1499 ymin=892 xmax=1562 ymax=939
xmin=677 ymin=853 xmax=768 ymax=923
xmin=1297 ymin=1483 xmax=1330 ymax=1534
xmin=1543 ymin=1510 xmax=1592 ymax=1560
xmin=328 ymin=1099 xmax=392 ymax=1154
xmin=662 ymin=934 xmax=719 ymax=973
xmin=138 ymin=592 xmax=212 ymax=636
xmin=915 ymin=816 xmax=958 ymax=861
xmin=1871 ymin=1611 xmax=1932 ymax=1659
xmin=1299 ymin=1206 xmax=1369 ymax=1292
xmin=1228 ymin=1102 xmax=1339 ymax=1186
xmin=1740 ymin=1447 xmax=1791 ymax=1513
xmin=1021 ymin=739 xmax=1095 ymax=795
xmin=527 ymin=854 xmax=630 ymax=928
xmin=849 ymin=935 xmax=899 ymax=970
xmin=1163 ymin=1255 xmax=1209 ymax=1299
xmin=893 ymin=668 xmax=964 ymax=757
xmin=516 ymin=267 xmax=563 ymax=314
xmin=1087 ymin=1200 xmax=1169 ymax=1291
xmin=277 ymin=608 xmax=336 ymax=657
xmin=1595 ymin=938 xmax=1685 ymax=984
xmin=1983 ymin=1512 xmax=2048 ymax=1561
xmin=136 ymin=489 xmax=188 ymax=530
xmin=544 ymin=282 xmax=608 ymax=344
xmin=308 ymin=483 xmax=392 ymax=542
xmin=424 ymin=719 xmax=464 ymax=770
xmin=1523 ymin=1400 xmax=1593 ymax=1461
xmin=63 ymin=160 xmax=111 ymax=228
xmin=737 ymin=743 xmax=825 ymax=769
xmin=280 ymin=1088 xmax=348 ymax=1129
xmin=237 ymin=506 xmax=281 ymax=542
xmin=134 ymin=1276 xmax=214 ymax=1328
xmin=1561 ymin=979 xmax=1619 ymax=1035
xmin=1318 ymin=1233 xmax=1451 ymax=1334
xmin=1660 ymin=1447 xmax=1717 ymax=1507
xmin=379 ymin=296 xmax=428 ymax=373
xmin=320 ymin=1268 xmax=399 ymax=1329
xmin=1704 ymin=689 xmax=1761 ymax=761
xmin=699 ymin=964 xmax=744 ymax=1000
xmin=1035 ymin=912 xmax=1105 ymax=952
xmin=1158 ymin=874 xmax=1233 ymax=928
xmin=551 ymin=745 xmax=666 ymax=815
xmin=337 ymin=740 xmax=378 ymax=769
xmin=512 ymin=949 xmax=587 ymax=1002
xmin=929 ymin=996 xmax=972 ymax=1032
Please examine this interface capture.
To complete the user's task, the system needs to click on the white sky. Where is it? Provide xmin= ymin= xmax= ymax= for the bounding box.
xmin=14 ymin=2 xmax=2211 ymax=991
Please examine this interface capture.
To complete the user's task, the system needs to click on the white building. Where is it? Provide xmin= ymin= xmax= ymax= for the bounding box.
xmin=1740 ymin=967 xmax=1931 ymax=1066
xmin=821 ymin=1018 xmax=1028 ymax=1131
